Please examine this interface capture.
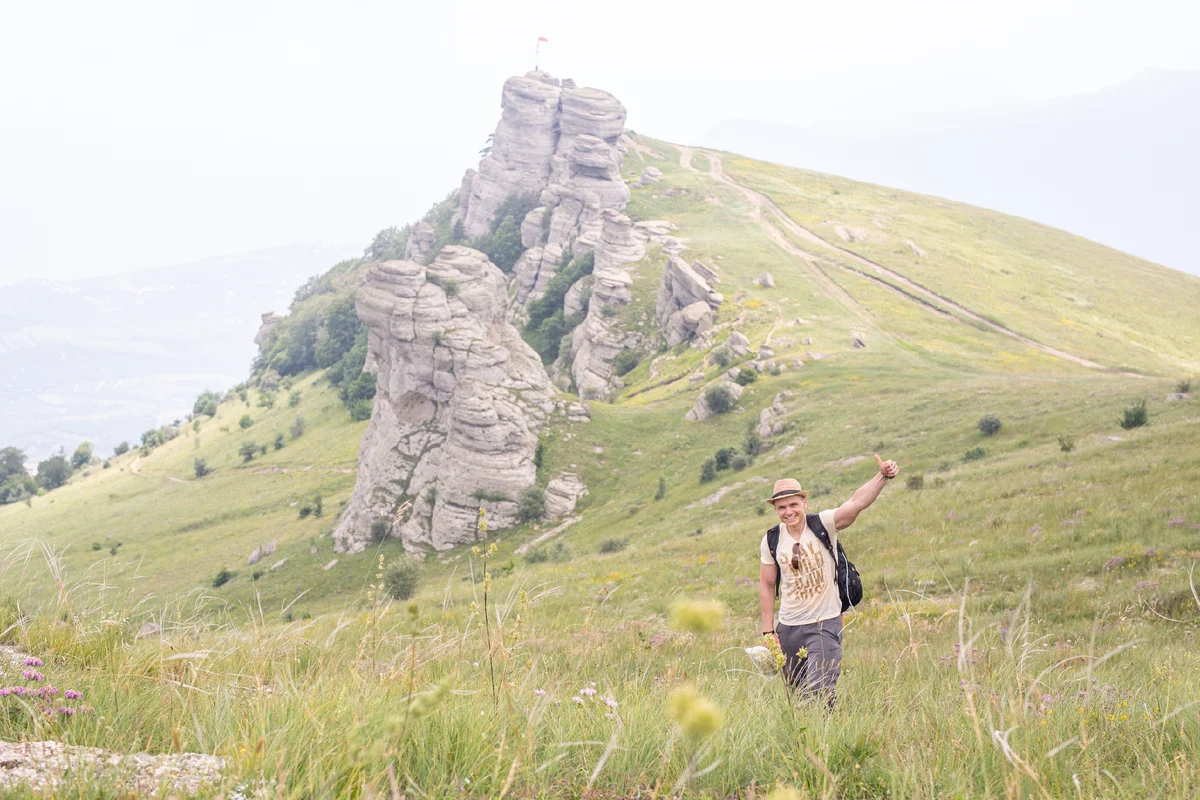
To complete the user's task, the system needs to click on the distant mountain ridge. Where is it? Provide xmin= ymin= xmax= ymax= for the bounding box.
xmin=702 ymin=69 xmax=1199 ymax=276
xmin=0 ymin=243 xmax=356 ymax=462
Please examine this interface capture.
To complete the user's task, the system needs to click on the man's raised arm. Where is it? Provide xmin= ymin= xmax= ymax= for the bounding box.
xmin=833 ymin=453 xmax=898 ymax=530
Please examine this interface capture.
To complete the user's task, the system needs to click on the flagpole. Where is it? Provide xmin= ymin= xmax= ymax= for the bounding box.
xmin=536 ymin=38 xmax=540 ymax=71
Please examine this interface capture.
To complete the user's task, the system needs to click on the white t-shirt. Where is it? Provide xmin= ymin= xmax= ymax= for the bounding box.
xmin=759 ymin=509 xmax=842 ymax=626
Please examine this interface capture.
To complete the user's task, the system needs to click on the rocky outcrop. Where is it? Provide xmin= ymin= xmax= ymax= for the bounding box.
xmin=756 ymin=272 xmax=776 ymax=289
xmin=563 ymin=275 xmax=593 ymax=317
xmin=253 ymin=312 xmax=280 ymax=351
xmin=636 ymin=166 xmax=663 ymax=186
xmin=567 ymin=210 xmax=645 ymax=399
xmin=757 ymin=391 xmax=794 ymax=438
xmin=404 ymin=221 xmax=437 ymax=263
xmin=545 ymin=473 xmax=588 ymax=518
xmin=727 ymin=332 xmax=752 ymax=357
xmin=656 ymin=255 xmax=724 ymax=346
xmin=457 ymin=71 xmax=631 ymax=320
xmin=332 ymin=246 xmax=555 ymax=553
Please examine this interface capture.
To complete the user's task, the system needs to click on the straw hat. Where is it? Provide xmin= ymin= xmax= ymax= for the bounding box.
xmin=768 ymin=478 xmax=808 ymax=504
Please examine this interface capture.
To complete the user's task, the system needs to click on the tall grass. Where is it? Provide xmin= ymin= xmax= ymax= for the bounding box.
xmin=0 ymin=538 xmax=1196 ymax=798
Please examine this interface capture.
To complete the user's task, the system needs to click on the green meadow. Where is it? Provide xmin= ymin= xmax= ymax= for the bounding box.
xmin=0 ymin=135 xmax=1197 ymax=797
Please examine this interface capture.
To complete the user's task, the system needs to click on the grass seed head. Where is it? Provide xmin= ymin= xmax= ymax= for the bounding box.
xmin=669 ymin=599 xmax=726 ymax=633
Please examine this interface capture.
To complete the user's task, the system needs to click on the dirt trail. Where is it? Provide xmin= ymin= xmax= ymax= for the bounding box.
xmin=677 ymin=145 xmax=876 ymax=328
xmin=129 ymin=457 xmax=187 ymax=484
xmin=686 ymin=146 xmax=1122 ymax=373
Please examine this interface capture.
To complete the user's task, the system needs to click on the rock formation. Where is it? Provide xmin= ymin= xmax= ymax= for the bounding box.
xmin=567 ymin=210 xmax=647 ymax=399
xmin=757 ymin=391 xmax=794 ymax=438
xmin=253 ymin=312 xmax=280 ymax=352
xmin=756 ymin=272 xmax=776 ymax=289
xmin=636 ymin=166 xmax=663 ymax=186
xmin=545 ymin=473 xmax=588 ymax=518
xmin=456 ymin=71 xmax=631 ymax=318
xmin=404 ymin=221 xmax=437 ymax=263
xmin=332 ymin=246 xmax=555 ymax=553
xmin=656 ymin=255 xmax=724 ymax=346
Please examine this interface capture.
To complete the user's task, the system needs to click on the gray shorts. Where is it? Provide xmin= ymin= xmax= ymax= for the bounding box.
xmin=776 ymin=615 xmax=843 ymax=705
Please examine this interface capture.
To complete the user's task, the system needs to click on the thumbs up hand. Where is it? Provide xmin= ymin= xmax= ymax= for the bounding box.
xmin=874 ymin=453 xmax=899 ymax=479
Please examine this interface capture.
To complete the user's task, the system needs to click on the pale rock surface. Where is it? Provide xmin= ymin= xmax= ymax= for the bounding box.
xmin=457 ymin=71 xmax=632 ymax=323
xmin=563 ymin=275 xmax=594 ymax=317
xmin=685 ymin=381 xmax=745 ymax=422
xmin=758 ymin=344 xmax=775 ymax=359
xmin=1165 ymin=393 xmax=1190 ymax=403
xmin=568 ymin=211 xmax=647 ymax=399
xmin=0 ymin=741 xmax=226 ymax=796
xmin=835 ymin=225 xmax=868 ymax=243
xmin=253 ymin=312 xmax=281 ymax=353
xmin=727 ymin=331 xmax=751 ymax=357
xmin=521 ymin=207 xmax=548 ymax=248
xmin=545 ymin=473 xmax=589 ymax=518
xmin=656 ymin=255 xmax=724 ymax=346
xmin=757 ymin=391 xmax=794 ymax=438
xmin=333 ymin=247 xmax=555 ymax=553
xmin=404 ymin=220 xmax=437 ymax=263
xmin=636 ymin=166 xmax=664 ymax=186
xmin=756 ymin=272 xmax=776 ymax=288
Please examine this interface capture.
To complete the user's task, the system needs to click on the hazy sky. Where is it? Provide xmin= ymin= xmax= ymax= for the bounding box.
xmin=3 ymin=0 xmax=1198 ymax=284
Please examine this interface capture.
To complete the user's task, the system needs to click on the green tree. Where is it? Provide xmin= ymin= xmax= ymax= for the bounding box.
xmin=704 ymin=385 xmax=735 ymax=415
xmin=486 ymin=216 xmax=524 ymax=273
xmin=70 ymin=442 xmax=93 ymax=470
xmin=193 ymin=390 xmax=220 ymax=417
xmin=239 ymin=415 xmax=254 ymax=430
xmin=194 ymin=458 xmax=211 ymax=478
xmin=0 ymin=447 xmax=27 ymax=484
xmin=518 ymin=486 xmax=546 ymax=524
xmin=36 ymin=453 xmax=72 ymax=490
xmin=113 ymin=441 xmax=130 ymax=456
xmin=699 ymin=458 xmax=717 ymax=483
xmin=364 ymin=226 xmax=409 ymax=261
xmin=654 ymin=476 xmax=666 ymax=501
xmin=714 ymin=447 xmax=736 ymax=470
xmin=315 ymin=295 xmax=360 ymax=368
xmin=238 ymin=442 xmax=258 ymax=462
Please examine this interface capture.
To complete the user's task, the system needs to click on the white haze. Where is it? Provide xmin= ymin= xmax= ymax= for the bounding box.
xmin=3 ymin=0 xmax=1199 ymax=285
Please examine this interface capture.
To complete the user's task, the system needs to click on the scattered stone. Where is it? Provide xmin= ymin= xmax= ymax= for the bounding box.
xmin=0 ymin=740 xmax=226 ymax=796
xmin=1165 ymin=393 xmax=1190 ymax=403
xmin=545 ymin=474 xmax=589 ymax=518
xmin=689 ymin=372 xmax=706 ymax=383
xmin=756 ymin=272 xmax=775 ymax=288
xmin=270 ymin=558 xmax=288 ymax=571
xmin=906 ymin=240 xmax=925 ymax=258
xmin=728 ymin=331 xmax=752 ymax=357
xmin=834 ymin=225 xmax=868 ymax=243
xmin=656 ymin=255 xmax=723 ymax=346
xmin=636 ymin=166 xmax=664 ymax=186
xmin=515 ymin=515 xmax=581 ymax=555
xmin=801 ymin=336 xmax=813 ymax=345
xmin=566 ymin=402 xmax=591 ymax=422
xmin=757 ymin=344 xmax=774 ymax=359
xmin=323 ymin=559 xmax=338 ymax=571
xmin=757 ymin=391 xmax=794 ymax=438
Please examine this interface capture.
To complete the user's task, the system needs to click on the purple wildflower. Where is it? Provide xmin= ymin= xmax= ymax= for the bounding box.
xmin=533 ymin=689 xmax=547 ymax=697
xmin=571 ymin=696 xmax=584 ymax=705
xmin=57 ymin=706 xmax=75 ymax=716
xmin=602 ymin=696 xmax=619 ymax=709
xmin=23 ymin=658 xmax=42 ymax=667
xmin=64 ymin=689 xmax=81 ymax=700
xmin=580 ymin=687 xmax=597 ymax=697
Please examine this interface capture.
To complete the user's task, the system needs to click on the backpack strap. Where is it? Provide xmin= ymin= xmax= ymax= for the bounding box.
xmin=766 ymin=524 xmax=781 ymax=599
xmin=806 ymin=512 xmax=839 ymax=565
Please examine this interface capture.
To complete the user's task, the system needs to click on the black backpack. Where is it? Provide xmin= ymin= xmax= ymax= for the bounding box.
xmin=767 ymin=514 xmax=863 ymax=613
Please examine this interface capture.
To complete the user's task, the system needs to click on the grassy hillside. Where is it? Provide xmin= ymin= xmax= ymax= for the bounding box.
xmin=0 ymin=136 xmax=1198 ymax=797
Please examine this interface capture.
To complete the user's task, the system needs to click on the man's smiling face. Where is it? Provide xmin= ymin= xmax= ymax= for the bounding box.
xmin=773 ymin=494 xmax=808 ymax=527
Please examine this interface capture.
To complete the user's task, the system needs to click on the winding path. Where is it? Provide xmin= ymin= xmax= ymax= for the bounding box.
xmin=679 ymin=144 xmax=1125 ymax=373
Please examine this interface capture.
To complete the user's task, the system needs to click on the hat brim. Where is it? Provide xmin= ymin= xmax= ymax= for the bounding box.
xmin=769 ymin=490 xmax=808 ymax=504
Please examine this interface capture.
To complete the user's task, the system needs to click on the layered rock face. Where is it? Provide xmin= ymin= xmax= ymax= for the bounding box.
xmin=332 ymin=246 xmax=555 ymax=553
xmin=567 ymin=210 xmax=644 ymax=399
xmin=457 ymin=72 xmax=631 ymax=317
xmin=404 ymin=221 xmax=437 ymax=263
xmin=656 ymin=256 xmax=724 ymax=346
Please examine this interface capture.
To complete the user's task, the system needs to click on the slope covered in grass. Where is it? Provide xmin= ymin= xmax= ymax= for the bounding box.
xmin=0 ymin=134 xmax=1198 ymax=797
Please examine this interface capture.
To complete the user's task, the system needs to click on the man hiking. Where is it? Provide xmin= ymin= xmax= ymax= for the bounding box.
xmin=759 ymin=454 xmax=899 ymax=706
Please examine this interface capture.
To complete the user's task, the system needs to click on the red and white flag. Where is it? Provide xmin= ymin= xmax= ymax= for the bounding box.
xmin=538 ymin=36 xmax=548 ymax=42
